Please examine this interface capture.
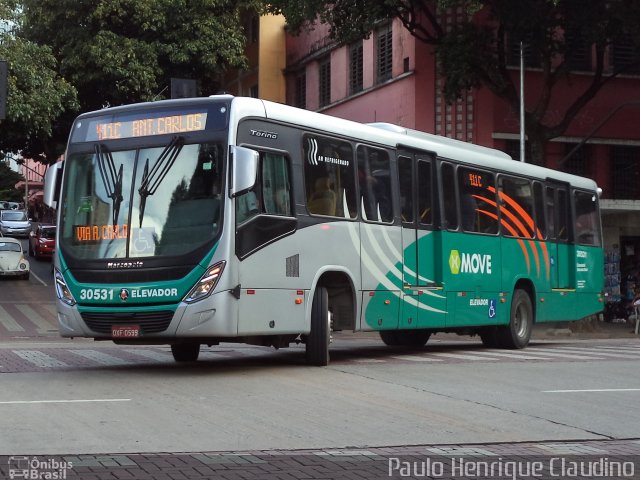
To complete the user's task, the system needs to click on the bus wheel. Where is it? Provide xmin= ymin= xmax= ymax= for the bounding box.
xmin=379 ymin=330 xmax=402 ymax=346
xmin=497 ymin=289 xmax=533 ymax=349
xmin=171 ymin=342 xmax=200 ymax=362
xmin=306 ymin=286 xmax=330 ymax=366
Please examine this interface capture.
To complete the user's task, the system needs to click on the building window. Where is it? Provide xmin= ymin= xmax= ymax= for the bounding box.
xmin=349 ymin=42 xmax=363 ymax=95
xmin=376 ymin=24 xmax=393 ymax=83
xmin=560 ymin=143 xmax=590 ymax=177
xmin=611 ymin=146 xmax=640 ymax=199
xmin=612 ymin=35 xmax=640 ymax=74
xmin=564 ymin=29 xmax=592 ymax=72
xmin=319 ymin=57 xmax=331 ymax=107
xmin=249 ymin=85 xmax=259 ymax=98
xmin=295 ymin=73 xmax=306 ymax=109
xmin=506 ymin=33 xmax=540 ymax=68
xmin=503 ymin=140 xmax=531 ymax=162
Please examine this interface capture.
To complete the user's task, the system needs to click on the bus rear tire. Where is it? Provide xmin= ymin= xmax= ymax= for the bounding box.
xmin=497 ymin=289 xmax=533 ymax=349
xmin=306 ymin=286 xmax=330 ymax=366
xmin=171 ymin=342 xmax=200 ymax=362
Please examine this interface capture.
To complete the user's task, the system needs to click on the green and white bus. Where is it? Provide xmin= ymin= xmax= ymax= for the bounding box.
xmin=44 ymin=95 xmax=604 ymax=365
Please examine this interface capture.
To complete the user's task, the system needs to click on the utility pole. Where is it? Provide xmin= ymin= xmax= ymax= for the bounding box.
xmin=519 ymin=41 xmax=525 ymax=163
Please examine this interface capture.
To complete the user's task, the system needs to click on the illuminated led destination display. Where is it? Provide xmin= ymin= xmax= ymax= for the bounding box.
xmin=75 ymin=224 xmax=128 ymax=243
xmin=71 ymin=108 xmax=223 ymax=143
xmin=93 ymin=113 xmax=207 ymax=140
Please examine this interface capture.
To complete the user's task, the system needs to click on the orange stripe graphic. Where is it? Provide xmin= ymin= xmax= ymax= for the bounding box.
xmin=486 ymin=187 xmax=550 ymax=280
xmin=479 ymin=210 xmax=530 ymax=273
xmin=475 ymin=195 xmax=539 ymax=276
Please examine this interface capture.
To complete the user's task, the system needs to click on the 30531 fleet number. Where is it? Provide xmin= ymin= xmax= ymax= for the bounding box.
xmin=79 ymin=288 xmax=114 ymax=301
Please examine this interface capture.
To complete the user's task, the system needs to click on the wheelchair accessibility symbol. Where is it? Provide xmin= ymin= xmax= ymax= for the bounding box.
xmin=488 ymin=299 xmax=497 ymax=319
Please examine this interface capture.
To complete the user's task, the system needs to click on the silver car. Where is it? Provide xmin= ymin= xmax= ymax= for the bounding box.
xmin=0 ymin=210 xmax=32 ymax=237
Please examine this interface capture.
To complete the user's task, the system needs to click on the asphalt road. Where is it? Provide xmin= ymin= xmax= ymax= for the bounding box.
xmin=1 ymin=261 xmax=639 ymax=479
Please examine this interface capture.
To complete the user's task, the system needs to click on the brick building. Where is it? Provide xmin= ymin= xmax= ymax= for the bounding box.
xmin=228 ymin=10 xmax=640 ymax=311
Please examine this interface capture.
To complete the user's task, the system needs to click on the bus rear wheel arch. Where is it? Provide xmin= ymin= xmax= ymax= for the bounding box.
xmin=496 ymin=288 xmax=534 ymax=349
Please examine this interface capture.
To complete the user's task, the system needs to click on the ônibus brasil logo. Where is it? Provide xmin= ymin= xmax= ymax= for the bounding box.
xmin=449 ymin=249 xmax=493 ymax=275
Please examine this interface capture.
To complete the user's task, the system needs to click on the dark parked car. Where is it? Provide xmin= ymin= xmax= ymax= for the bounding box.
xmin=29 ymin=224 xmax=56 ymax=259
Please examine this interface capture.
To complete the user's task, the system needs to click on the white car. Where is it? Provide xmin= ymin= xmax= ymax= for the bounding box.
xmin=0 ymin=237 xmax=30 ymax=280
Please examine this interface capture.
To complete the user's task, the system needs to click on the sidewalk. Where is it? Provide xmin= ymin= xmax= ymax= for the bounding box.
xmin=533 ymin=316 xmax=639 ymax=340
xmin=2 ymin=439 xmax=639 ymax=480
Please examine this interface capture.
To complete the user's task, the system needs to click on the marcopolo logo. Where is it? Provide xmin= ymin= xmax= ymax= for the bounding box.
xmin=449 ymin=249 xmax=493 ymax=275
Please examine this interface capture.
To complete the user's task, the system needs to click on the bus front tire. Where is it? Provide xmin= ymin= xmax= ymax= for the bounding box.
xmin=306 ymin=286 xmax=330 ymax=366
xmin=497 ymin=289 xmax=533 ymax=349
xmin=171 ymin=342 xmax=200 ymax=362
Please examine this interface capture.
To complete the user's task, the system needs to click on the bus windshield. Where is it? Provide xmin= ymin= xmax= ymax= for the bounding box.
xmin=60 ymin=141 xmax=224 ymax=260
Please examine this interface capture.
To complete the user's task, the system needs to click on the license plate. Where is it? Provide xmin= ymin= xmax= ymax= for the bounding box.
xmin=111 ymin=325 xmax=140 ymax=338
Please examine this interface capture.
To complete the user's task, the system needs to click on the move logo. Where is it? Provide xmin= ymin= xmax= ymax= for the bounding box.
xmin=449 ymin=250 xmax=493 ymax=275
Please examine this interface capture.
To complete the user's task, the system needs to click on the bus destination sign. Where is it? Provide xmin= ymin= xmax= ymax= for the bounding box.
xmin=93 ymin=113 xmax=207 ymax=140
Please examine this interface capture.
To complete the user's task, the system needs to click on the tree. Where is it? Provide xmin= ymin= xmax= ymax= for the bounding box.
xmin=0 ymin=159 xmax=25 ymax=201
xmin=265 ymin=0 xmax=640 ymax=166
xmin=21 ymin=0 xmax=259 ymax=112
xmin=0 ymin=0 xmax=78 ymax=165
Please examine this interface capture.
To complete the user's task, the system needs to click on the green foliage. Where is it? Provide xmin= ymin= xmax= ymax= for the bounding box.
xmin=0 ymin=0 xmax=259 ymax=164
xmin=21 ymin=0 xmax=255 ymax=110
xmin=0 ymin=2 xmax=79 ymax=164
xmin=0 ymin=160 xmax=25 ymax=201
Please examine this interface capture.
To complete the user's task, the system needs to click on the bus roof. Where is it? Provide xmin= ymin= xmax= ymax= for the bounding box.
xmin=74 ymin=95 xmax=599 ymax=192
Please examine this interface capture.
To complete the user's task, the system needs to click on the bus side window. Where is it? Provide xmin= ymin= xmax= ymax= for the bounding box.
xmin=357 ymin=146 xmax=393 ymax=223
xmin=556 ymin=189 xmax=569 ymax=241
xmin=262 ymin=152 xmax=292 ymax=216
xmin=574 ymin=190 xmax=600 ymax=246
xmin=533 ymin=182 xmax=547 ymax=239
xmin=303 ymin=135 xmax=356 ymax=219
xmin=441 ymin=162 xmax=458 ymax=230
xmin=459 ymin=167 xmax=498 ymax=234
xmin=417 ymin=159 xmax=433 ymax=225
xmin=498 ymin=175 xmax=534 ymax=238
xmin=398 ymin=156 xmax=414 ymax=223
xmin=545 ymin=186 xmax=556 ymax=240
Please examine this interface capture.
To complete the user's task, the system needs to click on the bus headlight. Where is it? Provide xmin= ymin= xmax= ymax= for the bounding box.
xmin=54 ymin=268 xmax=77 ymax=306
xmin=184 ymin=261 xmax=225 ymax=304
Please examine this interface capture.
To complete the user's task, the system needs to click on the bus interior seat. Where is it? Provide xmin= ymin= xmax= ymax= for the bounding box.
xmin=307 ymin=177 xmax=336 ymax=216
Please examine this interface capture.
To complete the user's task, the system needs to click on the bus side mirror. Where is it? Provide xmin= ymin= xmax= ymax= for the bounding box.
xmin=43 ymin=161 xmax=64 ymax=210
xmin=229 ymin=146 xmax=258 ymax=197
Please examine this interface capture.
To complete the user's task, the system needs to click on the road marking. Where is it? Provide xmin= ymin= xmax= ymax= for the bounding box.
xmin=13 ymin=350 xmax=68 ymax=368
xmin=473 ymin=350 xmax=555 ymax=360
xmin=0 ymin=306 xmax=25 ymax=332
xmin=594 ymin=345 xmax=640 ymax=353
xmin=558 ymin=346 xmax=640 ymax=358
xmin=0 ymin=399 xmax=131 ymax=404
xmin=390 ymin=355 xmax=442 ymax=362
xmin=70 ymin=349 xmax=129 ymax=366
xmin=15 ymin=305 xmax=56 ymax=333
xmin=428 ymin=352 xmax=499 ymax=361
xmin=30 ymin=270 xmax=48 ymax=286
xmin=543 ymin=388 xmax=640 ymax=393
xmin=524 ymin=348 xmax=602 ymax=360
xmin=124 ymin=348 xmax=172 ymax=362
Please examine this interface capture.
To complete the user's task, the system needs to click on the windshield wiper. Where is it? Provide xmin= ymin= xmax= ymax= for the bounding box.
xmin=138 ymin=136 xmax=184 ymax=227
xmin=95 ymin=143 xmax=123 ymax=226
